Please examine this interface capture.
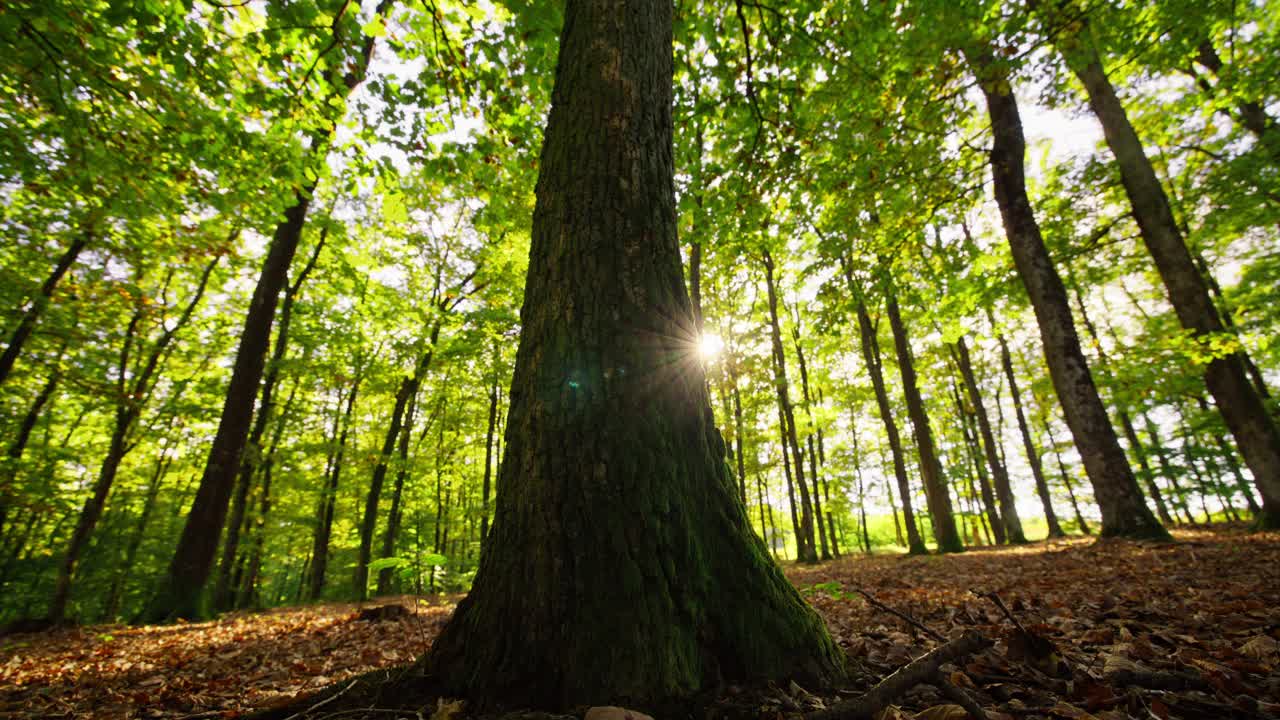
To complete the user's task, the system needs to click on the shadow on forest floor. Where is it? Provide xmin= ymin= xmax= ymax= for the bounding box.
xmin=1 ymin=526 xmax=1278 ymax=719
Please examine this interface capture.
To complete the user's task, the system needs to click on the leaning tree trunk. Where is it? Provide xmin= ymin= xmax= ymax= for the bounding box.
xmin=422 ymin=0 xmax=843 ymax=704
xmin=951 ymin=376 xmax=1005 ymax=543
xmin=885 ymin=294 xmax=964 ymax=553
xmin=953 ymin=337 xmax=1026 ymax=543
xmin=377 ymin=388 xmax=418 ymax=595
xmin=0 ymin=232 xmax=88 ymax=386
xmin=966 ymin=46 xmax=1167 ymax=539
xmin=144 ymin=7 xmax=392 ymax=621
xmin=997 ymin=337 xmax=1064 ymax=537
xmin=854 ymin=294 xmax=927 ymax=554
xmin=1062 ymin=33 xmax=1280 ymax=529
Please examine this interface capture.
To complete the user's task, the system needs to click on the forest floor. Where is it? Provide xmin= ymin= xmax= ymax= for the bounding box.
xmin=1 ymin=525 xmax=1278 ymax=720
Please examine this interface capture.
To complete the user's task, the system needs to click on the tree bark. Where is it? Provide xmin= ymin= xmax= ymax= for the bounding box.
xmin=1063 ymin=33 xmax=1280 ymax=529
xmin=479 ymin=373 xmax=499 ymax=544
xmin=356 ymin=373 xmax=414 ymax=600
xmin=377 ymin=387 xmax=418 ymax=594
xmin=966 ymin=46 xmax=1167 ymax=539
xmin=422 ymin=0 xmax=843 ymax=703
xmin=886 ymin=295 xmax=964 ymax=553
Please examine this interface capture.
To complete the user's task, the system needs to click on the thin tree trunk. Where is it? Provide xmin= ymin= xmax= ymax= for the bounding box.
xmin=356 ymin=375 xmax=414 ymax=600
xmin=1062 ymin=31 xmax=1280 ymax=529
xmin=308 ymin=371 xmax=362 ymax=600
xmin=377 ymin=387 xmax=419 ymax=595
xmin=885 ymin=294 xmax=964 ymax=553
xmin=966 ymin=46 xmax=1167 ymax=539
xmin=1142 ymin=412 xmax=1195 ymax=525
xmin=848 ymin=275 xmax=926 ymax=554
xmin=951 ymin=376 xmax=1005 ymax=543
xmin=997 ymin=336 xmax=1064 ymax=538
xmin=51 ymin=260 xmax=215 ymax=622
xmin=791 ymin=325 xmax=830 ymax=560
xmin=480 ymin=374 xmax=498 ymax=544
xmin=0 ymin=233 xmax=88 ymax=385
xmin=761 ymin=251 xmax=817 ymax=562
xmin=953 ymin=337 xmax=1026 ymax=543
xmin=105 ymin=447 xmax=172 ymax=618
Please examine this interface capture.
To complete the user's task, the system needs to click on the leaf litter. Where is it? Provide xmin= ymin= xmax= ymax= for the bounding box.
xmin=0 ymin=527 xmax=1277 ymax=720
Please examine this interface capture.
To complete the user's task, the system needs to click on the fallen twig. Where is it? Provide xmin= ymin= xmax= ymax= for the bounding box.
xmin=807 ymin=631 xmax=992 ymax=720
xmin=283 ymin=679 xmax=357 ymax=720
xmin=935 ymin=677 xmax=990 ymax=720
xmin=852 ymin=588 xmax=947 ymax=642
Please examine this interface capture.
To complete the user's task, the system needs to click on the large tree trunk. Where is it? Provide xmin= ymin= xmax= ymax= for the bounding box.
xmin=761 ymin=251 xmax=818 ymax=562
xmin=967 ymin=47 xmax=1167 ymax=539
xmin=847 ymin=269 xmax=926 ymax=554
xmin=885 ymin=295 xmax=964 ymax=553
xmin=0 ymin=233 xmax=88 ymax=386
xmin=996 ymin=337 xmax=1064 ymax=538
xmin=1064 ymin=34 xmax=1280 ymax=529
xmin=422 ymin=0 xmax=843 ymax=704
xmin=953 ymin=337 xmax=1026 ymax=543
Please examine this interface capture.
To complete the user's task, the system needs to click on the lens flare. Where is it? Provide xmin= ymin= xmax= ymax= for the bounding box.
xmin=697 ymin=333 xmax=723 ymax=362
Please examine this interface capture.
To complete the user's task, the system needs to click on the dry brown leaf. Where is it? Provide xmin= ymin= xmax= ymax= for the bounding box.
xmin=913 ymin=704 xmax=969 ymax=720
xmin=1239 ymin=635 xmax=1278 ymax=661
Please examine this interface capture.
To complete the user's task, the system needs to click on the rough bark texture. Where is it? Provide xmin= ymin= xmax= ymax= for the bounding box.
xmin=422 ymin=0 xmax=843 ymax=704
xmin=954 ymin=337 xmax=1026 ymax=544
xmin=1067 ymin=38 xmax=1280 ymax=529
xmin=968 ymin=47 xmax=1167 ymax=539
xmin=851 ymin=289 xmax=926 ymax=554
xmin=886 ymin=295 xmax=964 ymax=553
